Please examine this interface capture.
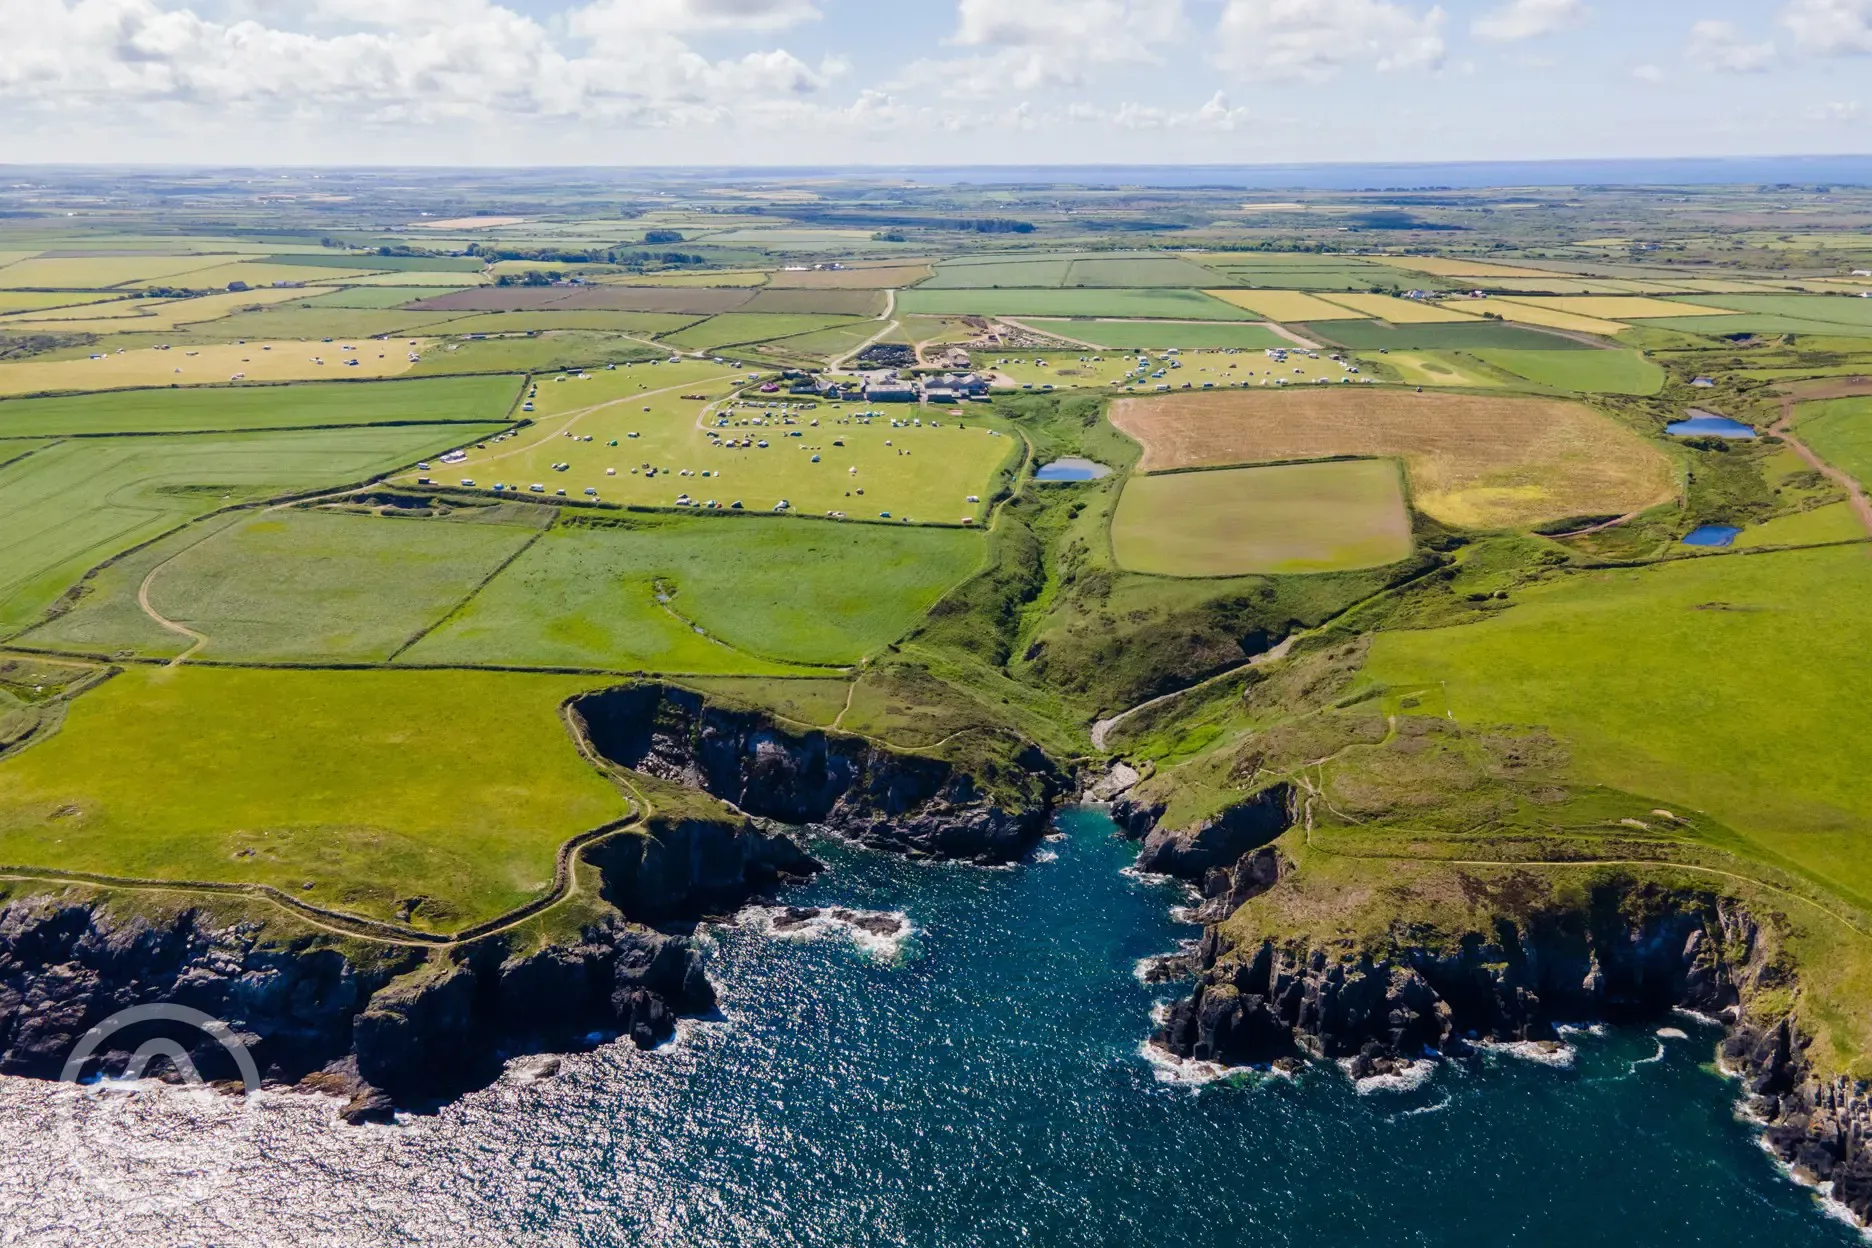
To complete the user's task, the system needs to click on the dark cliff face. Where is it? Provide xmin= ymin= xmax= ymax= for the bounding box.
xmin=1112 ymin=785 xmax=1294 ymax=881
xmin=0 ymin=817 xmax=818 ymax=1119
xmin=1156 ymin=879 xmax=1872 ymax=1225
xmin=572 ymin=683 xmax=1060 ymax=863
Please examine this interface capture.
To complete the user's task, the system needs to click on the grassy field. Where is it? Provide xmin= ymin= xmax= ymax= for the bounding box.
xmin=0 ymin=255 xmax=241 ymax=289
xmin=134 ymin=261 xmax=386 ymax=290
xmin=1794 ymin=396 xmax=1872 ymax=487
xmin=168 ymin=306 xmax=469 ymax=341
xmin=917 ymin=258 xmax=1076 ymax=289
xmin=0 ymin=339 xmax=438 ymax=396
xmin=418 ymin=311 xmax=701 ymax=336
xmin=412 ymin=286 xmax=756 ymax=316
xmin=1062 ymin=257 xmax=1239 ymax=288
xmin=407 ymin=333 xmax=661 ymax=375
xmin=1364 ymin=545 xmax=1872 ymax=908
xmin=0 ymin=424 xmax=504 ymax=635
xmin=1733 ymin=502 xmax=1867 ymax=548
xmin=767 ymin=264 xmax=932 ymax=289
xmin=0 ymin=375 xmax=521 ymax=437
xmin=0 ymin=292 xmax=132 ymax=314
xmin=130 ymin=507 xmax=544 ymax=662
xmin=1204 ymin=289 xmax=1366 ymax=321
xmin=757 ymin=321 xmax=885 ymax=360
xmin=1669 ymin=294 xmax=1872 ymax=328
xmin=0 ymin=287 xmax=335 ymax=334
xmin=1015 ymin=320 xmax=1289 ymax=350
xmin=300 ymin=287 xmax=471 ymax=309
xmin=0 ymin=666 xmax=627 ymax=929
xmin=1320 ymin=293 xmax=1482 ymax=323
xmin=740 ymin=289 xmax=885 ymax=317
xmin=1112 ymin=460 xmax=1414 ymax=577
xmin=1108 ymin=389 xmax=1676 ymax=529
xmin=1469 ymin=348 xmax=1667 ymax=395
xmin=1499 ymin=296 xmax=1739 ymax=321
xmin=662 ymin=313 xmax=870 ymax=353
xmin=899 ymin=288 xmax=1255 ymax=321
xmin=1304 ymin=319 xmax=1597 ymax=351
xmin=1368 ymin=351 xmax=1507 ymax=389
xmin=406 ymin=513 xmax=983 ymax=671
xmin=412 ymin=360 xmax=1016 ymax=523
xmin=1641 ymin=315 xmax=1872 ymax=339
xmin=1445 ymin=298 xmax=1628 ymax=336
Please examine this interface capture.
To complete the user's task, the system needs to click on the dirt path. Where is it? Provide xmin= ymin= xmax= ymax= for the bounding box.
xmin=137 ymin=565 xmax=208 ymax=667
xmin=1774 ymin=394 xmax=1872 ymax=540
xmin=1091 ymin=636 xmax=1297 ymax=751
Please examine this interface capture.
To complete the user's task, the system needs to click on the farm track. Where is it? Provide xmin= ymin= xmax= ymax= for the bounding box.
xmin=1774 ymin=392 xmax=1872 ymax=542
xmin=834 ymin=288 xmax=899 ymax=369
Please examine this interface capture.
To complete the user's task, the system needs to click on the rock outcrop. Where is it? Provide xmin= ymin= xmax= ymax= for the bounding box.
xmin=1156 ymin=880 xmax=1872 ymax=1224
xmin=0 ymin=818 xmax=817 ymax=1116
xmin=1112 ymin=784 xmax=1294 ymax=880
xmin=572 ymin=684 xmax=1061 ymax=863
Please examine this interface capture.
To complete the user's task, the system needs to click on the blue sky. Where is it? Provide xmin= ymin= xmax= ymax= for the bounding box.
xmin=1 ymin=0 xmax=1867 ymax=165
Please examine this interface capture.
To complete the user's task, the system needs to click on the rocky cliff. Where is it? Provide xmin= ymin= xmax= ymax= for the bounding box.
xmin=1111 ymin=784 xmax=1294 ymax=881
xmin=1155 ymin=876 xmax=1872 ymax=1224
xmin=572 ymin=683 xmax=1061 ymax=863
xmin=0 ymin=816 xmax=818 ymax=1121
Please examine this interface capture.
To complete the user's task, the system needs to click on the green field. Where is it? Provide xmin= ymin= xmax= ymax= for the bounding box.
xmin=300 ymin=287 xmax=472 ymax=309
xmin=0 ymin=424 xmax=503 ymax=634
xmin=899 ymin=288 xmax=1257 ymax=321
xmin=134 ymin=507 xmax=542 ymax=662
xmin=1019 ymin=320 xmax=1290 ymax=350
xmin=416 ymin=360 xmax=1017 ymax=523
xmin=407 ymin=333 xmax=662 ymax=375
xmin=1205 ymin=262 xmax=1442 ymax=291
xmin=1111 ymin=460 xmax=1415 ymax=577
xmin=1365 ymin=546 xmax=1872 ymax=907
xmin=1795 ymin=396 xmax=1872 ymax=488
xmin=423 ymin=311 xmax=704 ymax=336
xmin=1669 ymin=294 xmax=1872 ymax=328
xmin=178 ymin=305 xmax=472 ymax=340
xmin=1733 ymin=502 xmax=1867 ymax=548
xmin=916 ymin=258 xmax=1076 ymax=289
xmin=1468 ymin=348 xmax=1667 ymax=395
xmin=757 ymin=321 xmax=886 ymax=359
xmin=662 ymin=313 xmax=870 ymax=353
xmin=0 ymin=375 xmax=522 ymax=437
xmin=1303 ymin=320 xmax=1595 ymax=350
xmin=0 ymin=666 xmax=626 ymax=929
xmin=405 ymin=514 xmax=983 ymax=671
xmin=1638 ymin=315 xmax=1872 ymax=339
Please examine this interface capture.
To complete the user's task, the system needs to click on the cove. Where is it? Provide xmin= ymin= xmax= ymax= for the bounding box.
xmin=0 ymin=808 xmax=1855 ymax=1247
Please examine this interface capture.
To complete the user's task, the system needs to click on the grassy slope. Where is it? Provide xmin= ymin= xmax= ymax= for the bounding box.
xmin=1794 ymin=396 xmax=1872 ymax=488
xmin=405 ymin=513 xmax=983 ymax=672
xmin=0 ymin=667 xmax=628 ymax=930
xmin=1364 ymin=546 xmax=1872 ymax=907
xmin=1469 ymin=348 xmax=1667 ymax=396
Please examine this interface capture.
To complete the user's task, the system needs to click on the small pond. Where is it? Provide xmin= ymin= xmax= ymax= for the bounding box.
xmin=1034 ymin=457 xmax=1113 ymax=482
xmin=1668 ymin=411 xmax=1758 ymax=439
xmin=1683 ymin=525 xmax=1743 ymax=548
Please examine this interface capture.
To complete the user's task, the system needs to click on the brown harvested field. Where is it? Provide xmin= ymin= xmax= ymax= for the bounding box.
xmin=408 ymin=287 xmax=756 ymax=315
xmin=741 ymin=288 xmax=887 ymax=317
xmin=1109 ymin=389 xmax=1676 ymax=530
xmin=766 ymin=264 xmax=933 ymax=289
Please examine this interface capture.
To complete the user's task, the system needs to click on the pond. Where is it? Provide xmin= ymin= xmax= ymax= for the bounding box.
xmin=1683 ymin=525 xmax=1743 ymax=547
xmin=1034 ymin=457 xmax=1113 ymax=483
xmin=1667 ymin=412 xmax=1757 ymax=439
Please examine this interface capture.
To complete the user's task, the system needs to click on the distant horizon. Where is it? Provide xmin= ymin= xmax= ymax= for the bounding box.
xmin=9 ymin=154 xmax=1872 ymax=192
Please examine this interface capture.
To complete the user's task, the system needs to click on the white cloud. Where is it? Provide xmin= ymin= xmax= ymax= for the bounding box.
xmin=1780 ymin=0 xmax=1872 ymax=54
xmin=0 ymin=0 xmax=840 ymax=130
xmin=1809 ymin=99 xmax=1862 ymax=120
xmin=1630 ymin=62 xmax=1664 ymax=82
xmin=1472 ymin=0 xmax=1586 ymax=42
xmin=1211 ymin=0 xmax=1447 ymax=82
xmin=570 ymin=0 xmax=821 ymax=42
xmin=1685 ymin=19 xmax=1777 ymax=72
xmin=899 ymin=0 xmax=1186 ymax=100
xmin=1068 ymin=90 xmax=1252 ymax=131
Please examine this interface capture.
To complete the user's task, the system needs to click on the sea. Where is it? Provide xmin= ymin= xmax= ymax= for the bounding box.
xmin=0 ymin=807 xmax=1858 ymax=1247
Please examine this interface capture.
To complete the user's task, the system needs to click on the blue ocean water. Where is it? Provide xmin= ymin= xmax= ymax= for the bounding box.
xmin=0 ymin=809 xmax=1857 ymax=1246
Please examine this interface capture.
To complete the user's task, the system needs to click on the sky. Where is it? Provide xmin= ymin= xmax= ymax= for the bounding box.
xmin=0 ymin=0 xmax=1868 ymax=166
